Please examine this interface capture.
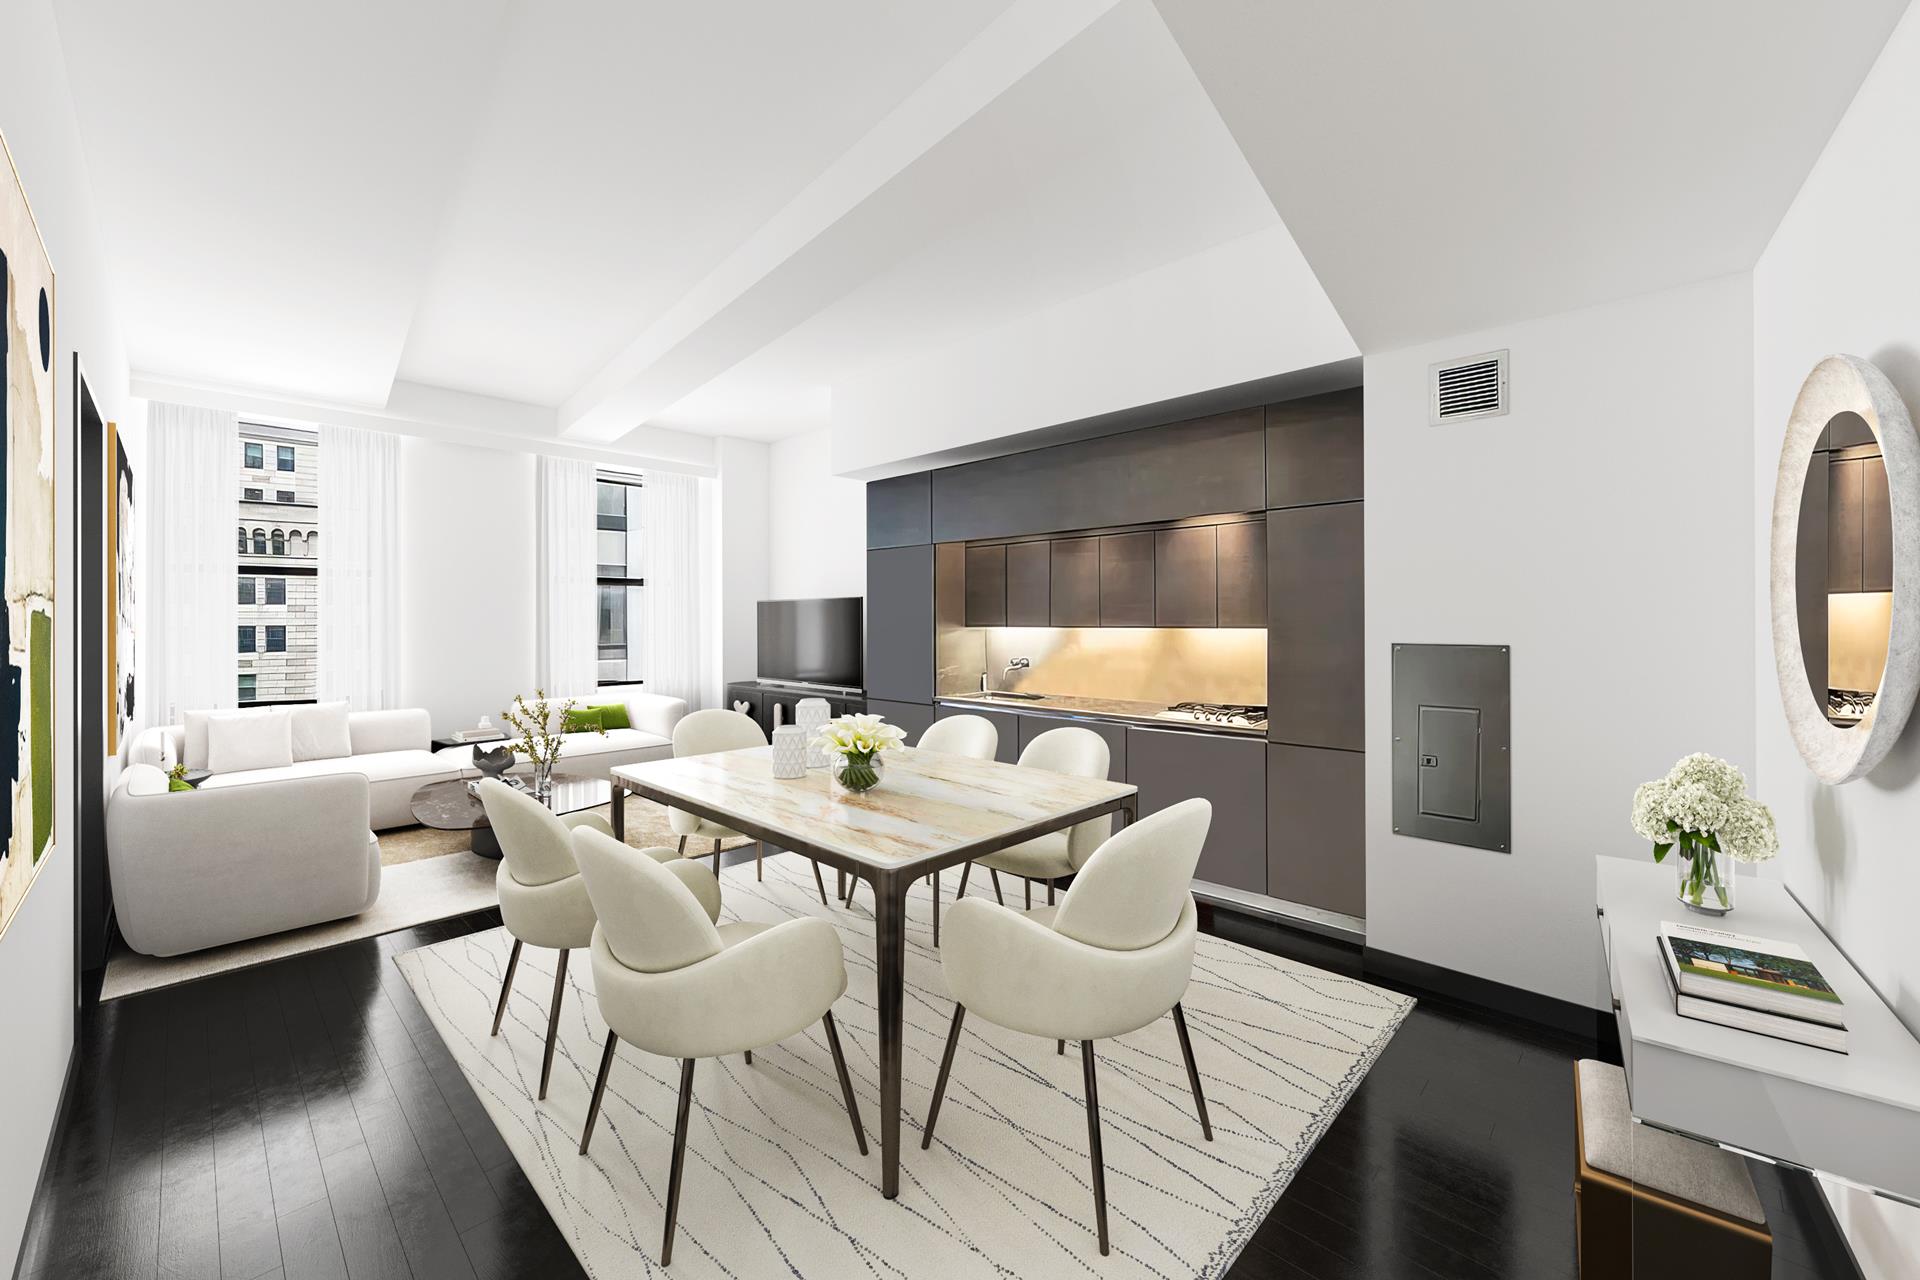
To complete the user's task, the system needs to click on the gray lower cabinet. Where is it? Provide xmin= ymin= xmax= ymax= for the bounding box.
xmin=1125 ymin=726 xmax=1266 ymax=894
xmin=866 ymin=698 xmax=938 ymax=744
xmin=1268 ymin=502 xmax=1363 ymax=751
xmin=935 ymin=702 xmax=1020 ymax=763
xmin=1015 ymin=712 xmax=1127 ymax=780
xmin=865 ymin=545 xmax=934 ymax=704
xmin=1267 ymin=743 xmax=1365 ymax=918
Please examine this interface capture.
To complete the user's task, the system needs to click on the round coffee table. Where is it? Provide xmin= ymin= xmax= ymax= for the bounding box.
xmin=410 ymin=771 xmax=612 ymax=859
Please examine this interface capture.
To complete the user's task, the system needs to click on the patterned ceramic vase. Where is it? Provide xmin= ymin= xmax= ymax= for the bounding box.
xmin=796 ymin=698 xmax=833 ymax=768
xmin=770 ymin=725 xmax=809 ymax=779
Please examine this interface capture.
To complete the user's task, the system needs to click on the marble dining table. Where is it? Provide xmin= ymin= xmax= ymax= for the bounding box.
xmin=609 ymin=744 xmax=1139 ymax=1199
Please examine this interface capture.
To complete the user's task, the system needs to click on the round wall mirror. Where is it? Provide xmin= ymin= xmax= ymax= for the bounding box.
xmin=1771 ymin=355 xmax=1920 ymax=783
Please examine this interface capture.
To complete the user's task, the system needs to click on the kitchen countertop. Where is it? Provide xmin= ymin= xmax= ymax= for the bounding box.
xmin=934 ymin=692 xmax=1266 ymax=737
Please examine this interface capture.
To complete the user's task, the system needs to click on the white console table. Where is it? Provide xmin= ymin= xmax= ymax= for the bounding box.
xmin=1597 ymin=858 xmax=1920 ymax=1202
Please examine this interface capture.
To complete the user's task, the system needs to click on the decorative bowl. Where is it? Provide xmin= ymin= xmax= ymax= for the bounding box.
xmin=472 ymin=745 xmax=515 ymax=777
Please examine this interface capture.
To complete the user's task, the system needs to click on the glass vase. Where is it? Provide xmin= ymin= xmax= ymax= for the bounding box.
xmin=531 ymin=756 xmax=555 ymax=800
xmin=832 ymin=752 xmax=885 ymax=795
xmin=1675 ymin=837 xmax=1735 ymax=915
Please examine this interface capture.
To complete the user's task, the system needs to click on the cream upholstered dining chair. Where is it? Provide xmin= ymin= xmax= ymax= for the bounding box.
xmin=667 ymin=709 xmax=829 ymax=905
xmin=922 ymin=798 xmax=1214 ymax=1256
xmin=915 ymin=713 xmax=999 ymax=759
xmin=570 ymin=826 xmax=867 ymax=1267
xmin=933 ymin=725 xmax=1110 ymax=939
xmin=477 ymin=779 xmax=710 ymax=1100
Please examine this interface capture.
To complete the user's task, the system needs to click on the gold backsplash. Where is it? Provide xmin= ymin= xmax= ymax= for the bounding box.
xmin=938 ymin=626 xmax=1267 ymax=706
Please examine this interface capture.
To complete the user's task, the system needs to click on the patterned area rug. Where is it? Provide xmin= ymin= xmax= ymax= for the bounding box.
xmin=380 ymin=794 xmax=758 ymax=865
xmin=395 ymin=854 xmax=1412 ymax=1278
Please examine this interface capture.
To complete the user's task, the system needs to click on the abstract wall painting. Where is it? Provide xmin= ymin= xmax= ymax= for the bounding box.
xmin=0 ymin=129 xmax=57 ymax=943
xmin=109 ymin=422 xmax=134 ymax=754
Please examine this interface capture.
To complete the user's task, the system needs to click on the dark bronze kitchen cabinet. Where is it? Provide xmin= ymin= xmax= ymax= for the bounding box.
xmin=963 ymin=544 xmax=1007 ymax=627
xmin=935 ymin=702 xmax=1019 ymax=763
xmin=1015 ymin=712 xmax=1127 ymax=781
xmin=1050 ymin=537 xmax=1100 ymax=626
xmin=1099 ymin=532 xmax=1155 ymax=626
xmin=867 ymin=698 xmax=938 ymax=743
xmin=1215 ymin=520 xmax=1267 ymax=627
xmin=1268 ymin=502 xmax=1363 ymax=752
xmin=867 ymin=472 xmax=931 ymax=548
xmin=1828 ymin=457 xmax=1866 ymax=594
xmin=1005 ymin=540 xmax=1051 ymax=626
xmin=865 ymin=546 xmax=934 ymax=704
xmin=1125 ymin=726 xmax=1266 ymax=894
xmin=1154 ymin=527 xmax=1217 ymax=627
xmin=1266 ymin=388 xmax=1363 ymax=510
xmin=1267 ymin=743 xmax=1364 ymax=918
xmin=1864 ymin=455 xmax=1892 ymax=592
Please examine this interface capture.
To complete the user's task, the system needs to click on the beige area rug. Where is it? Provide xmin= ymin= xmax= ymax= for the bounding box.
xmin=100 ymin=795 xmax=753 ymax=1002
xmin=396 ymin=855 xmax=1413 ymax=1278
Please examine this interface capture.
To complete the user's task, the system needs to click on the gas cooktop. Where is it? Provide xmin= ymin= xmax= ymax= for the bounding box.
xmin=1155 ymin=701 xmax=1268 ymax=728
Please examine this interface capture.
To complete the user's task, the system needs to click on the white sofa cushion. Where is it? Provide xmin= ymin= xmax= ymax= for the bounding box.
xmin=182 ymin=710 xmax=212 ymax=770
xmin=201 ymin=748 xmax=453 ymax=790
xmin=207 ymin=709 xmax=294 ymax=773
xmin=291 ymin=700 xmax=353 ymax=761
xmin=124 ymin=761 xmax=170 ymax=797
xmin=348 ymin=708 xmax=431 ymax=756
xmin=559 ymin=727 xmax=670 ymax=758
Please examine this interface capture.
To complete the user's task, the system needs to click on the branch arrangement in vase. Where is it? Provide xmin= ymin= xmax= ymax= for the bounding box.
xmin=502 ymin=690 xmax=601 ymax=784
xmin=1630 ymin=753 xmax=1778 ymax=914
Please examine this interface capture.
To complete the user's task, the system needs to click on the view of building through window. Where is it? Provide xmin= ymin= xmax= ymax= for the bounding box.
xmin=596 ymin=473 xmax=643 ymax=684
xmin=237 ymin=423 xmax=319 ymax=703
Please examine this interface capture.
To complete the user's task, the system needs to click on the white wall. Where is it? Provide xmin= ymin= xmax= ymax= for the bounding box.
xmin=1754 ymin=6 xmax=1920 ymax=1260
xmin=1364 ymin=274 xmax=1756 ymax=1011
xmin=767 ymin=427 xmax=865 ymax=600
xmin=716 ymin=436 xmax=770 ymax=691
xmin=396 ymin=438 xmax=536 ymax=732
xmin=1 ymin=0 xmax=139 ymax=1268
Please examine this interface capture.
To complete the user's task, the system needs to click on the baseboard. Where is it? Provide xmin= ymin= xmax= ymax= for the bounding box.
xmin=10 ymin=1044 xmax=79 ymax=1280
xmin=1363 ymin=945 xmax=1617 ymax=1044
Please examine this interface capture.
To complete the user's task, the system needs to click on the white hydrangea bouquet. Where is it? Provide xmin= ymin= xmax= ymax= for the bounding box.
xmin=1630 ymin=753 xmax=1778 ymax=915
xmin=813 ymin=713 xmax=907 ymax=794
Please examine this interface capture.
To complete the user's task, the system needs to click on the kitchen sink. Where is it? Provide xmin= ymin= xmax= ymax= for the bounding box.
xmin=975 ymin=690 xmax=1046 ymax=700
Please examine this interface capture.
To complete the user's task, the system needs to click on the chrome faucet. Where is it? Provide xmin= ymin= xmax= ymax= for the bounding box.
xmin=1003 ymin=657 xmax=1031 ymax=681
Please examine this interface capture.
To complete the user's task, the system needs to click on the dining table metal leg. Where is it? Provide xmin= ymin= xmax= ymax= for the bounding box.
xmin=1024 ymin=877 xmax=1031 ymax=910
xmin=610 ymin=783 xmax=626 ymax=842
xmin=932 ymin=868 xmax=941 ymax=948
xmin=874 ymin=870 xmax=909 ymax=1198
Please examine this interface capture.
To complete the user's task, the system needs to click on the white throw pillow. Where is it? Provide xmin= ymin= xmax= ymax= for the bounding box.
xmin=290 ymin=700 xmax=353 ymax=762
xmin=206 ymin=709 xmax=294 ymax=774
xmin=182 ymin=710 xmax=213 ymax=771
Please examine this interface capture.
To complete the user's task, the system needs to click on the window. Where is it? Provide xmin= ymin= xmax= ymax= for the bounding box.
xmin=252 ymin=528 xmax=266 ymax=554
xmin=238 ymin=674 xmax=256 ymax=702
xmin=238 ymin=578 xmax=256 ymax=605
xmin=271 ymin=529 xmax=285 ymax=556
xmin=266 ymin=578 xmax=286 ymax=605
xmin=237 ymin=527 xmax=246 ymax=553
xmin=266 ymin=626 xmax=286 ymax=652
xmin=244 ymin=442 xmax=263 ymax=469
xmin=237 ymin=422 xmax=321 ymax=704
xmin=238 ymin=626 xmax=256 ymax=653
xmin=595 ymin=475 xmax=644 ymax=683
xmin=277 ymin=445 xmax=295 ymax=472
xmin=276 ymin=490 xmax=294 ymax=503
xmin=244 ymin=487 xmax=263 ymax=501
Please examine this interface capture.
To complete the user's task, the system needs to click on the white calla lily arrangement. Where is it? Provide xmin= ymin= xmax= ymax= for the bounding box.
xmin=812 ymin=713 xmax=907 ymax=793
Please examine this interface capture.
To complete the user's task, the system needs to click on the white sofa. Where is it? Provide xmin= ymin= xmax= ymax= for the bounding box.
xmin=106 ymin=762 xmax=381 ymax=956
xmin=131 ymin=706 xmax=461 ymax=831
xmin=433 ymin=689 xmax=688 ymax=781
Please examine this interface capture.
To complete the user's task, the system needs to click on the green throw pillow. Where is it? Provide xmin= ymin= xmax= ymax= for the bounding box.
xmin=168 ymin=778 xmax=193 ymax=793
xmin=563 ymin=707 xmax=605 ymax=733
xmin=589 ymin=702 xmax=632 ymax=730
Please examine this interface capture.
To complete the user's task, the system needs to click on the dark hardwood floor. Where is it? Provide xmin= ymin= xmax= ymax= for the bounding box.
xmin=17 ymin=858 xmax=1861 ymax=1279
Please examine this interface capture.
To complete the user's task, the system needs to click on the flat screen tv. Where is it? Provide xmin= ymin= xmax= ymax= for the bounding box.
xmin=757 ymin=597 xmax=863 ymax=689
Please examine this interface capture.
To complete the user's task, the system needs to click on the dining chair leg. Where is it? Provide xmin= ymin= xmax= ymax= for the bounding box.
xmin=661 ymin=1058 xmax=697 ymax=1267
xmin=756 ymin=841 xmax=763 ymax=880
xmin=677 ymin=835 xmax=688 ymax=856
xmin=1024 ymin=877 xmax=1031 ymax=910
xmin=491 ymin=938 xmax=523 ymax=1036
xmin=711 ymin=838 xmax=722 ymax=874
xmin=957 ymin=861 xmax=971 ymax=897
xmin=932 ymin=869 xmax=941 ymax=948
xmin=821 ymin=1011 xmax=868 ymax=1156
xmin=578 ymin=1031 xmax=619 ymax=1154
xmin=1057 ymin=1039 xmax=1065 ymax=1056
xmin=1172 ymin=1002 xmax=1213 ymax=1141
xmin=1047 ymin=878 xmax=1056 ymax=906
xmin=744 ymin=1049 xmax=752 ymax=1065
xmin=921 ymin=1003 xmax=967 ymax=1149
xmin=990 ymin=868 xmax=1005 ymax=905
xmin=1081 ymin=1039 xmax=1110 ymax=1256
xmin=539 ymin=949 xmax=569 ymax=1101
xmin=810 ymin=858 xmax=830 ymax=907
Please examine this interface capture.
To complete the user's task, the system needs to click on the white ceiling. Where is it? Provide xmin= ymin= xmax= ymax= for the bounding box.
xmin=51 ymin=0 xmax=1912 ymax=452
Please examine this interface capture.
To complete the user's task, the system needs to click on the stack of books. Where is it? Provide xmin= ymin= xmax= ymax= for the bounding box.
xmin=1658 ymin=922 xmax=1847 ymax=1053
xmin=452 ymin=727 xmax=507 ymax=744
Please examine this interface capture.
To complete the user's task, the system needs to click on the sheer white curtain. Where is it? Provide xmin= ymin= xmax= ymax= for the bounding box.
xmin=317 ymin=424 xmax=400 ymax=709
xmin=642 ymin=468 xmax=709 ymax=707
xmin=537 ymin=455 xmax=598 ymax=695
xmin=146 ymin=401 xmax=238 ymax=722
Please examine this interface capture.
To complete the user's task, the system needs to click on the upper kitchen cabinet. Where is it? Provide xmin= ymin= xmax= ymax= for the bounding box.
xmin=1828 ymin=452 xmax=1892 ymax=594
xmin=1005 ymin=540 xmax=1051 ymax=626
xmin=1268 ymin=502 xmax=1363 ymax=751
xmin=1155 ymin=526 xmax=1218 ymax=627
xmin=1099 ymin=532 xmax=1155 ymax=626
xmin=1050 ymin=537 xmax=1101 ymax=626
xmin=1266 ymin=388 xmax=1363 ymax=510
xmin=930 ymin=408 xmax=1265 ymax=542
xmin=867 ymin=472 xmax=932 ymax=548
xmin=1215 ymin=520 xmax=1267 ymax=627
xmin=963 ymin=544 xmax=1007 ymax=627
xmin=865 ymin=545 xmax=935 ymax=704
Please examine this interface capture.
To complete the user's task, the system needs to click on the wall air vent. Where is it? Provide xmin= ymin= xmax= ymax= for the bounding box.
xmin=1429 ymin=349 xmax=1509 ymax=425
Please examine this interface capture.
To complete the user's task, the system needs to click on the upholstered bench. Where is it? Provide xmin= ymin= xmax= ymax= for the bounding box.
xmin=1574 ymin=1059 xmax=1771 ymax=1278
